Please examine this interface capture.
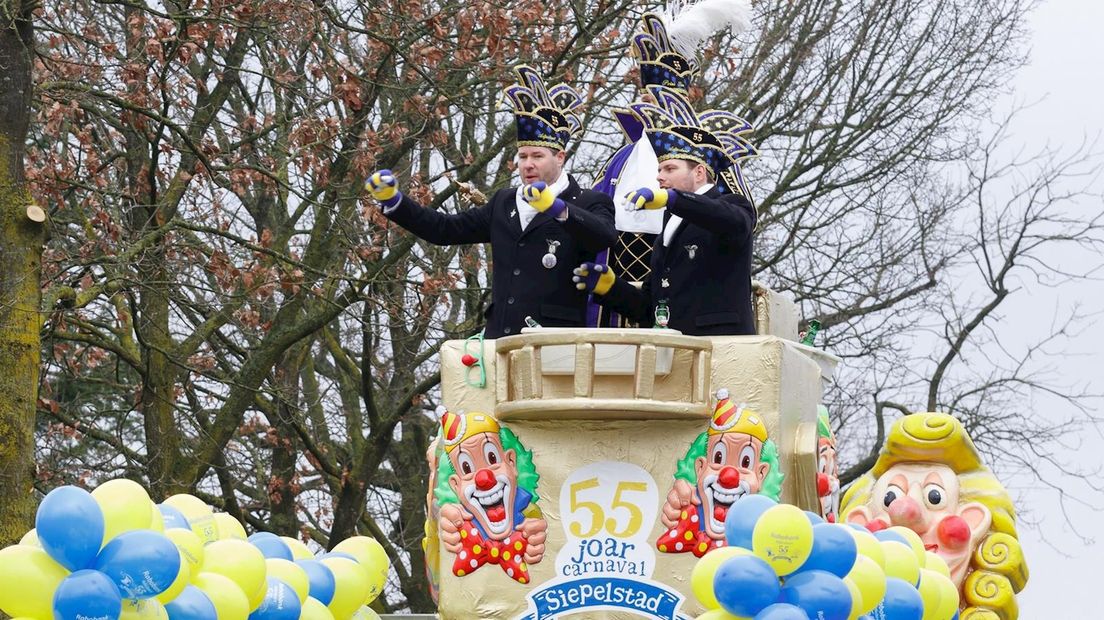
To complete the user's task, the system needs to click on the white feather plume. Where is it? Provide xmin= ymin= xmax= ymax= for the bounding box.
xmin=664 ymin=0 xmax=753 ymax=60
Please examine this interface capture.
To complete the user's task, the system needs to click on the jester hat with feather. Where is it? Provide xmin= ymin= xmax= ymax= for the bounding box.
xmin=632 ymin=0 xmax=752 ymax=94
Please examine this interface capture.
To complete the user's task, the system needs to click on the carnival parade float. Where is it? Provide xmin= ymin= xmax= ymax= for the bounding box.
xmin=0 ymin=1 xmax=1029 ymax=619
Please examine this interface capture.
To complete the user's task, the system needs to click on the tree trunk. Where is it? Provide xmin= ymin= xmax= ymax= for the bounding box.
xmin=268 ymin=344 xmax=307 ymax=536
xmin=0 ymin=0 xmax=41 ymax=546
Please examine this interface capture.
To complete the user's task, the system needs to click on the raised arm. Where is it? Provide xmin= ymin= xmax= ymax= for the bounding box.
xmin=367 ymin=169 xmax=492 ymax=246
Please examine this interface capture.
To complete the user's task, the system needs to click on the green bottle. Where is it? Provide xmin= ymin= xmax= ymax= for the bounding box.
xmin=800 ymin=319 xmax=821 ymax=346
xmin=654 ymin=301 xmax=670 ymax=329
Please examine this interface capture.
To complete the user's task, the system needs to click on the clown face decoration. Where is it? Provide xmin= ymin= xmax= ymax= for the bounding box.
xmin=817 ymin=435 xmax=840 ymax=522
xmin=434 ymin=410 xmax=547 ymax=583
xmin=844 ymin=462 xmax=991 ymax=585
xmin=840 ymin=411 xmax=1027 ymax=618
xmin=656 ymin=389 xmax=784 ymax=557
xmin=696 ymin=431 xmax=770 ymax=537
xmin=448 ymin=430 xmax=521 ymax=540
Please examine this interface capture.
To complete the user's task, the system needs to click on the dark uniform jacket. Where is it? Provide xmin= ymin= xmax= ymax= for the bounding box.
xmin=383 ymin=175 xmax=616 ymax=338
xmin=598 ymin=186 xmax=756 ymax=336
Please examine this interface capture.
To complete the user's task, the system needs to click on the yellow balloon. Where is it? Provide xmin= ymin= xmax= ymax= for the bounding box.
xmin=92 ymin=478 xmax=154 ymax=545
xmin=690 ymin=546 xmax=751 ymax=609
xmin=266 ymin=558 xmax=310 ymax=604
xmin=19 ymin=529 xmax=40 ymax=547
xmin=199 ymin=540 xmax=266 ymax=601
xmin=0 ymin=545 xmax=68 ymax=619
xmin=843 ymin=576 xmax=863 ymax=620
xmin=917 ymin=568 xmax=944 ymax=620
xmin=120 ymin=598 xmax=169 ymax=619
xmin=163 ymin=494 xmax=218 ymax=544
xmin=929 ymin=569 xmax=960 ymax=620
xmin=281 ymin=535 xmax=314 ymax=560
xmin=193 ymin=572 xmax=249 ymax=619
xmin=846 ymin=554 xmax=886 ymax=616
xmin=352 ymin=606 xmax=383 ymax=620
xmin=751 ymin=504 xmax=814 ymax=576
xmin=849 ymin=528 xmax=886 ymax=568
xmin=300 ymin=596 xmax=337 ymax=620
xmin=155 ymin=547 xmax=191 ymax=604
xmin=248 ymin=579 xmax=267 ymax=611
xmin=924 ymin=550 xmax=951 ymax=578
xmin=887 ymin=526 xmax=927 ymax=564
xmin=165 ymin=527 xmax=204 ymax=573
xmin=331 ymin=536 xmax=390 ymax=604
xmin=149 ymin=502 xmax=165 ymax=533
xmin=321 ymin=557 xmax=371 ymax=619
xmin=881 ymin=540 xmax=920 ymax=585
xmin=213 ymin=512 xmax=247 ymax=541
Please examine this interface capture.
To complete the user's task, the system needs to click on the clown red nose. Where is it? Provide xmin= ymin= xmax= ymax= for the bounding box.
xmin=718 ymin=466 xmax=740 ymax=489
xmin=817 ymin=472 xmax=830 ymax=497
xmin=475 ymin=468 xmax=497 ymax=491
xmin=887 ymin=495 xmax=925 ymax=528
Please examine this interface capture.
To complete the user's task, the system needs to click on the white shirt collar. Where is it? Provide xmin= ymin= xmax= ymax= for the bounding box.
xmin=663 ymin=183 xmax=714 ymax=246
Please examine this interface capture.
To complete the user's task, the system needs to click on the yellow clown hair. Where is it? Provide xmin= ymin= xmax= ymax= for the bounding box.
xmin=840 ymin=412 xmax=1027 ymax=619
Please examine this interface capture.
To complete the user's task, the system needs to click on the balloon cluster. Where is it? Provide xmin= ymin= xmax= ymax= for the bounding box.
xmin=690 ymin=495 xmax=961 ymax=620
xmin=0 ymin=480 xmax=390 ymax=620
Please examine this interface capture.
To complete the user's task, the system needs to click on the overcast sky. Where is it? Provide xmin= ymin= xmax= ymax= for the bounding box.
xmin=1001 ymin=0 xmax=1104 ymax=615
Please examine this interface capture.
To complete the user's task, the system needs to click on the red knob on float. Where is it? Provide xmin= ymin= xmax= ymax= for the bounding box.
xmin=461 ymin=354 xmax=478 ymax=367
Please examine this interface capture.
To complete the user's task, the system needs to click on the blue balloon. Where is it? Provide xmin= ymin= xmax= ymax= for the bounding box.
xmin=252 ymin=536 xmax=293 ymax=561
xmin=780 ymin=569 xmax=852 ymax=620
xmin=53 ymin=569 xmax=122 ymax=620
xmin=36 ymin=485 xmax=105 ymax=571
xmin=713 ymin=554 xmax=781 ymax=617
xmin=94 ymin=530 xmax=181 ymax=599
xmin=804 ymin=510 xmax=825 ymax=525
xmin=796 ymin=523 xmax=858 ymax=577
xmin=295 ymin=559 xmax=336 ymax=605
xmin=755 ymin=603 xmax=812 ymax=619
xmin=248 ymin=531 xmax=281 ymax=543
xmin=874 ymin=529 xmax=911 ymax=548
xmin=723 ymin=494 xmax=777 ymax=549
xmin=158 ymin=504 xmax=191 ymax=530
xmin=879 ymin=577 xmax=924 ymax=620
xmin=248 ymin=578 xmax=302 ymax=620
xmin=165 ymin=585 xmax=218 ymax=620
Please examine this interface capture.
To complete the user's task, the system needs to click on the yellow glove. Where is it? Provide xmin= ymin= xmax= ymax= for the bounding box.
xmin=573 ymin=262 xmax=615 ymax=296
xmin=366 ymin=169 xmax=401 ymax=206
xmin=625 ymin=187 xmax=672 ymax=211
xmin=521 ymin=181 xmax=567 ymax=217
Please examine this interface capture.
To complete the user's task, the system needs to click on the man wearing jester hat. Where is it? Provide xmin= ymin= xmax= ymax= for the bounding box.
xmin=656 ymin=389 xmax=784 ymax=556
xmin=594 ymin=3 xmax=755 ymax=328
xmin=366 ymin=66 xmax=615 ymax=339
xmin=575 ymin=85 xmax=758 ymax=335
xmin=434 ymin=409 xmax=547 ymax=584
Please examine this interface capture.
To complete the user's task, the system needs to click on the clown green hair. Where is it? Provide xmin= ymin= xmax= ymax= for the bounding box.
xmin=674 ymin=432 xmax=785 ymax=501
xmin=816 ymin=405 xmax=833 ymax=440
xmin=433 ymin=426 xmax=539 ymax=506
